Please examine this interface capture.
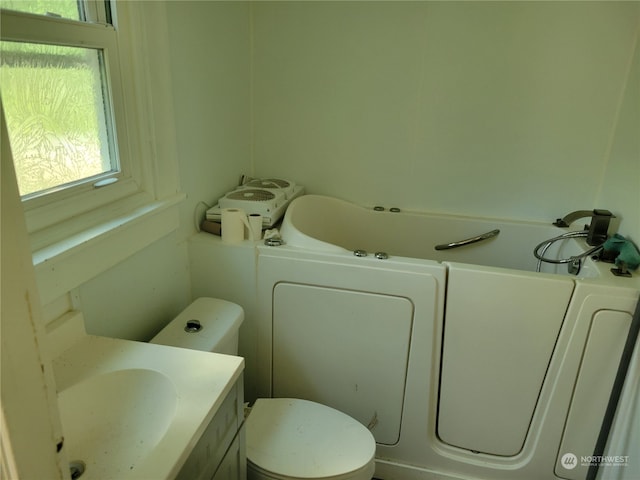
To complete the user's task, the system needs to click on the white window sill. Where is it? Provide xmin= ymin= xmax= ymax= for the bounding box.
xmin=34 ymin=193 xmax=185 ymax=305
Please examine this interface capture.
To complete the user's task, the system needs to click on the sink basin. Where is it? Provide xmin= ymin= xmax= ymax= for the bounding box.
xmin=51 ymin=334 xmax=244 ymax=479
xmin=57 ymin=368 xmax=177 ymax=479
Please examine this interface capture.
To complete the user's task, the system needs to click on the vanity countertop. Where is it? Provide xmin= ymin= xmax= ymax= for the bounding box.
xmin=52 ymin=334 xmax=244 ymax=480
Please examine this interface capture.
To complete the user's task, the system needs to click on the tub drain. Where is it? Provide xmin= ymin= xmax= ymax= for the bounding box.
xmin=70 ymin=460 xmax=86 ymax=479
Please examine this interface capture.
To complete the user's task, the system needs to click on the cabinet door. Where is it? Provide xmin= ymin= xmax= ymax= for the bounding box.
xmin=212 ymin=428 xmax=246 ymax=480
xmin=272 ymin=283 xmax=413 ymax=445
xmin=176 ymin=382 xmax=242 ymax=480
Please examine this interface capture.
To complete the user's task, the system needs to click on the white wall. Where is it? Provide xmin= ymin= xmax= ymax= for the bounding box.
xmin=166 ymin=1 xmax=252 ymax=240
xmin=78 ymin=232 xmax=191 ymax=340
xmin=252 ymin=1 xmax=639 ymax=235
xmin=596 ymin=28 xmax=640 ymax=243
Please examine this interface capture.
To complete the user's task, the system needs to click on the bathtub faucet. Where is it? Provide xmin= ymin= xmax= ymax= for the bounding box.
xmin=553 ymin=209 xmax=614 ymax=246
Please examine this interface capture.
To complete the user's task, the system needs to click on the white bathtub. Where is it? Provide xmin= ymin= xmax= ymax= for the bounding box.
xmin=253 ymin=195 xmax=640 ymax=480
xmin=279 ymin=194 xmax=601 ymax=276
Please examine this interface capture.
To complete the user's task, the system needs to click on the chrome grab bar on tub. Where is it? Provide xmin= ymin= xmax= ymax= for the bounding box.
xmin=434 ymin=229 xmax=500 ymax=251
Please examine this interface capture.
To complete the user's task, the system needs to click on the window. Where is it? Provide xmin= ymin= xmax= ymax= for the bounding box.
xmin=1 ymin=0 xmax=124 ymax=202
xmin=1 ymin=41 xmax=118 ymax=198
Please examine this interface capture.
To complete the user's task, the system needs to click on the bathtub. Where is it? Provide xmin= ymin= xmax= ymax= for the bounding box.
xmin=279 ymin=194 xmax=602 ymax=276
xmin=254 ymin=195 xmax=639 ymax=480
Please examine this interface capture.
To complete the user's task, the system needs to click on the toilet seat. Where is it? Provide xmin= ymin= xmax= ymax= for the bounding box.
xmin=246 ymin=398 xmax=376 ymax=480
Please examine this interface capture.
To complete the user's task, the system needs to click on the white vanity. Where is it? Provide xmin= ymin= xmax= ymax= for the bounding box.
xmin=50 ymin=314 xmax=245 ymax=480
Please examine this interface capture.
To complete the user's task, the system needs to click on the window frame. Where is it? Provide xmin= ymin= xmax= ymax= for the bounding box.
xmin=0 ymin=5 xmax=151 ymax=245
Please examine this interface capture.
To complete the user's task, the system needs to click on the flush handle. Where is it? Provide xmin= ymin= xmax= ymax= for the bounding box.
xmin=185 ymin=319 xmax=202 ymax=333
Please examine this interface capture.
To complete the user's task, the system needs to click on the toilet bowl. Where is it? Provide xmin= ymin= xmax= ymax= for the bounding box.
xmin=150 ymin=297 xmax=376 ymax=480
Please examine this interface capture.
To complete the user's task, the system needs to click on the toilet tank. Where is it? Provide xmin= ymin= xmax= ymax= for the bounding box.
xmin=150 ymin=297 xmax=244 ymax=355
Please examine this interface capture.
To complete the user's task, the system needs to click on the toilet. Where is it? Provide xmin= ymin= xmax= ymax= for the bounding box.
xmin=150 ymin=297 xmax=376 ymax=480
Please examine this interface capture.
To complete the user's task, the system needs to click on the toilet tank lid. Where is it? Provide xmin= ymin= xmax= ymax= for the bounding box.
xmin=246 ymin=398 xmax=375 ymax=478
xmin=150 ymin=297 xmax=243 ymax=352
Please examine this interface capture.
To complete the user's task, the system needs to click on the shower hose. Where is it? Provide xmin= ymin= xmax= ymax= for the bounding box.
xmin=533 ymin=231 xmax=604 ymax=273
